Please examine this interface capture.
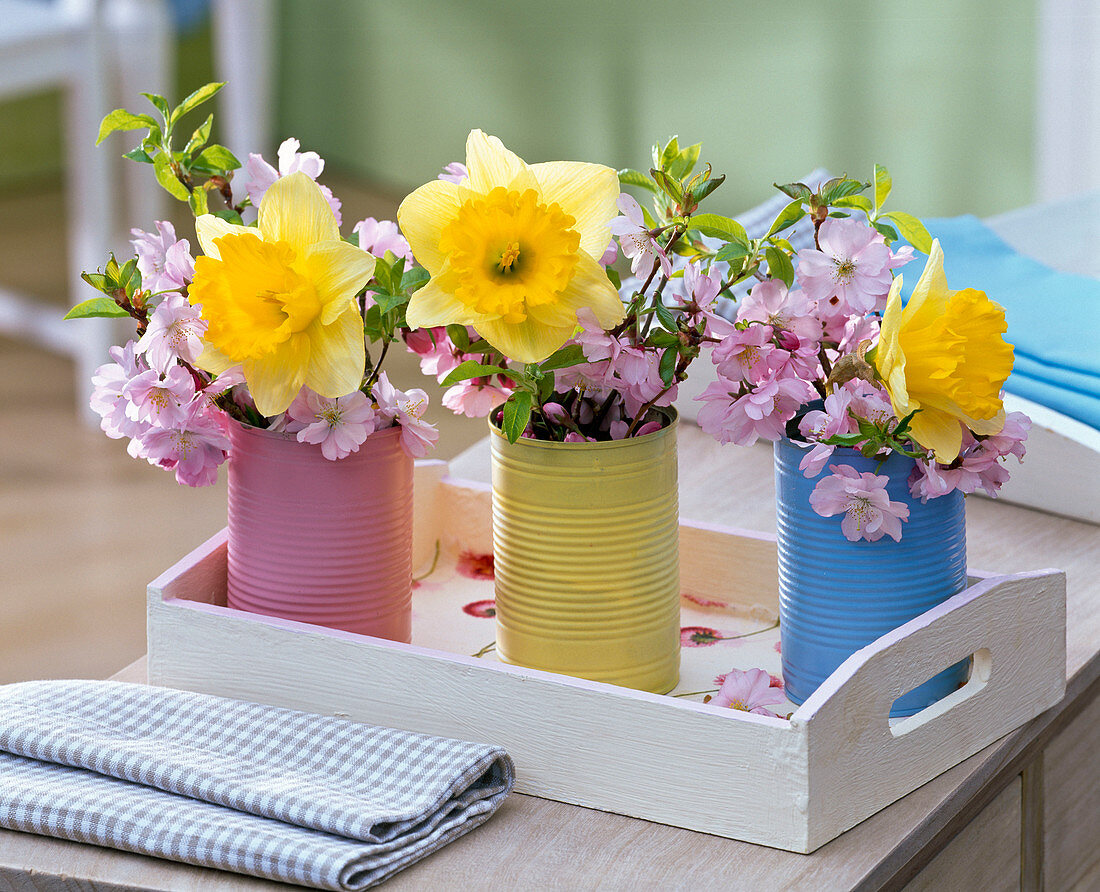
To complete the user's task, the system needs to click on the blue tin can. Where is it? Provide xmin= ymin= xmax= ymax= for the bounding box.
xmin=774 ymin=438 xmax=969 ymax=717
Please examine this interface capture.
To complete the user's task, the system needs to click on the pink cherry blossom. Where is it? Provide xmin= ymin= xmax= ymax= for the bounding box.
xmin=139 ymin=400 xmax=230 ymax=487
xmin=438 ymin=161 xmax=467 ymax=184
xmin=353 ymin=217 xmax=413 ymax=263
xmin=442 ymin=381 xmax=510 ymax=418
xmin=598 ymin=241 xmax=618 ymax=266
xmin=736 ymin=278 xmax=822 ymax=344
xmin=136 ymin=293 xmax=207 ymax=373
xmin=285 ymin=388 xmax=376 ymax=460
xmin=608 ymin=193 xmax=672 ymax=280
xmin=130 ymin=221 xmax=195 ymax=294
xmin=405 ymin=327 xmax=464 ymax=381
xmin=909 ymin=412 xmax=1030 ymax=501
xmin=696 ymin=372 xmax=815 ymax=446
xmin=809 ymin=464 xmax=910 ymax=542
xmin=711 ymin=324 xmax=775 ymax=384
xmin=564 ymin=431 xmax=597 ymax=443
xmin=122 ymin=363 xmax=196 ymax=428
xmin=711 ymin=668 xmax=786 ymax=715
xmin=89 ymin=342 xmax=151 ymax=442
xmin=373 ymin=372 xmax=439 ymax=458
xmin=796 ymin=218 xmax=893 ymax=317
xmin=245 ymin=137 xmax=342 ymax=223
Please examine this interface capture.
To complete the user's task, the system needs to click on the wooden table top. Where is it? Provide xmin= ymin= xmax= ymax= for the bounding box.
xmin=3 ymin=428 xmax=1098 ymax=891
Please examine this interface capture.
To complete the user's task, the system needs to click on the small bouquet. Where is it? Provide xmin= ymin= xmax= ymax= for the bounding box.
xmin=398 ymin=132 xmax=741 ymax=442
xmin=70 ymin=83 xmax=438 ymax=486
xmin=400 ymin=134 xmax=1027 ymax=541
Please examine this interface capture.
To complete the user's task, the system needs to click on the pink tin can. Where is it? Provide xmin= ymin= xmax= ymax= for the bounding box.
xmin=225 ymin=420 xmax=413 ymax=642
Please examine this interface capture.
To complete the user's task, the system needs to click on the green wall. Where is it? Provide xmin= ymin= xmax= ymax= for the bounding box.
xmin=277 ymin=0 xmax=1037 ymax=218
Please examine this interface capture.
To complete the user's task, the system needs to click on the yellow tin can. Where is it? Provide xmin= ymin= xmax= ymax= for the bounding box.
xmin=490 ymin=412 xmax=680 ymax=693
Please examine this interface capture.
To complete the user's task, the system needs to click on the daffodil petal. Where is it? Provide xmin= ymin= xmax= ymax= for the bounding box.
xmin=474 ymin=316 xmax=574 ymax=364
xmin=302 ymin=307 xmax=366 ymax=398
xmin=529 ymin=161 xmax=620 ymax=258
xmin=464 ymin=130 xmax=527 ymax=195
xmin=243 ymin=333 xmax=310 ymax=416
xmin=902 ymin=239 xmax=949 ymax=327
xmin=908 ymin=407 xmax=964 ymax=463
xmin=405 ymin=265 xmax=497 ymax=329
xmin=301 ymin=240 xmax=375 ymax=325
xmin=194 ymin=341 xmax=237 ymax=375
xmin=258 ymin=171 xmax=339 ymax=255
xmin=195 ymin=215 xmax=253 ymax=260
xmin=528 ymin=252 xmax=623 ymax=328
xmin=396 ymin=179 xmax=463 ymax=275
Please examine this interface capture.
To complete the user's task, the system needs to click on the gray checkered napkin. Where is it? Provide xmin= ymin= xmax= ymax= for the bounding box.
xmin=0 ymin=680 xmax=514 ymax=889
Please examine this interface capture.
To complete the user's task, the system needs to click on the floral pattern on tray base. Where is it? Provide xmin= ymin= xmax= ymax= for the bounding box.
xmin=412 ymin=545 xmax=796 ymax=718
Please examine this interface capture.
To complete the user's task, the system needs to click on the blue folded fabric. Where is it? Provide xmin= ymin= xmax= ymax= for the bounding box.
xmin=900 ymin=215 xmax=1100 ymax=430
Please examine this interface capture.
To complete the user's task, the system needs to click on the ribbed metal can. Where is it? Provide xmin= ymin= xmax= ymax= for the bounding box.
xmin=774 ymin=438 xmax=968 ymax=716
xmin=491 ymin=414 xmax=681 ymax=694
xmin=226 ymin=421 xmax=413 ymax=642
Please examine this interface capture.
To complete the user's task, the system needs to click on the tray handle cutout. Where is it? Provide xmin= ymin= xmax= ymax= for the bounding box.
xmin=888 ymin=647 xmax=990 ymax=737
xmin=795 ymin=569 xmax=1065 ymax=764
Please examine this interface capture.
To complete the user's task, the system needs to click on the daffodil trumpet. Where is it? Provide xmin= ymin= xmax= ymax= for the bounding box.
xmin=872 ymin=239 xmax=1014 ymax=463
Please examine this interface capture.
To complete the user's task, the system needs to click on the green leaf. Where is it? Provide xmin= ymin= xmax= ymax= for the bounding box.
xmin=833 ymin=194 xmax=873 ymax=214
xmin=153 ymin=153 xmax=190 ymax=201
xmin=658 ymin=346 xmax=677 ymax=385
xmin=188 ymin=188 xmax=209 ymax=216
xmin=185 ymin=114 xmax=214 ymax=156
xmin=775 ymin=182 xmax=812 ymax=202
xmin=116 ymin=257 xmax=139 ymax=291
xmin=537 ymin=344 xmax=586 ymax=372
xmin=882 ymin=211 xmax=933 ymax=253
xmin=651 ymin=169 xmax=683 ymax=204
xmin=122 ymin=147 xmax=154 ymax=164
xmin=715 ymin=241 xmax=752 ymax=263
xmin=80 ymin=272 xmax=109 ymax=292
xmin=653 ymin=302 xmax=677 ymax=331
xmin=502 ymin=391 xmax=533 ymax=443
xmin=765 ymin=246 xmax=795 ymax=288
xmin=639 ymin=202 xmax=658 ymax=230
xmin=373 ymin=291 xmax=406 ymax=314
xmin=820 ymin=176 xmax=868 ymax=204
xmin=874 ymin=164 xmax=892 ymax=214
xmin=193 ymin=144 xmax=241 ymax=172
xmin=659 ymin=136 xmax=680 ymax=171
xmin=64 ymin=297 xmax=129 ymax=320
xmin=766 ymin=199 xmax=807 ymax=237
xmin=687 ymin=213 xmax=749 ymax=245
xmin=871 ymin=220 xmax=901 ymax=243
xmin=400 ymin=266 xmax=430 ymax=292
xmin=213 ymin=208 xmax=244 ymax=225
xmin=617 ymin=168 xmax=657 ymax=193
xmin=646 ymin=330 xmax=679 ymax=348
xmin=604 ymin=266 xmax=621 ymax=289
xmin=446 ymin=324 xmax=470 ymax=351
xmin=96 ymin=109 xmax=158 ymax=145
xmin=441 ymin=359 xmax=511 ymax=387
xmin=537 ymin=370 xmax=556 ymax=402
xmin=173 ymin=82 xmax=225 ymax=122
xmin=142 ymin=92 xmax=171 ymax=122
xmin=668 ymin=142 xmax=701 ymax=180
xmin=689 ymin=173 xmax=725 ymax=206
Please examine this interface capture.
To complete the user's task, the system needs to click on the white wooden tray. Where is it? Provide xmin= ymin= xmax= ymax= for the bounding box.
xmin=146 ymin=461 xmax=1066 ymax=854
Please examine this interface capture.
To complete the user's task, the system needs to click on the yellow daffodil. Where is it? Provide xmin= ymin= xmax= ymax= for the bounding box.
xmin=873 ymin=240 xmax=1013 ymax=462
xmin=397 ymin=130 xmax=625 ymax=363
xmin=188 ymin=172 xmax=374 ymax=416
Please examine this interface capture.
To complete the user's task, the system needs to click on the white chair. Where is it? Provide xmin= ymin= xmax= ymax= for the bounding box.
xmin=0 ymin=0 xmax=171 ymax=421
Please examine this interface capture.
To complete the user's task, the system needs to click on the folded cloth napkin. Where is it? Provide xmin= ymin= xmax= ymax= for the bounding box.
xmin=904 ymin=215 xmax=1100 ymax=430
xmin=0 ymin=680 xmax=514 ymax=889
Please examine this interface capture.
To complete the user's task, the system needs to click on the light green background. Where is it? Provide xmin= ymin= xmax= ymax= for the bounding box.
xmin=277 ymin=0 xmax=1038 ymax=218
xmin=1 ymin=1 xmax=1037 ymax=218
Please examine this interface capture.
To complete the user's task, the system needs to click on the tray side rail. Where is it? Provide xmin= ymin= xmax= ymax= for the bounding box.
xmin=796 ymin=568 xmax=1067 ymax=852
